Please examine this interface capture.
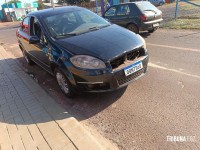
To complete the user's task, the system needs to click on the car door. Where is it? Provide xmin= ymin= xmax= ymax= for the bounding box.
xmin=18 ymin=16 xmax=30 ymax=52
xmin=103 ymin=6 xmax=117 ymax=24
xmin=27 ymin=16 xmax=52 ymax=72
xmin=114 ymin=4 xmax=132 ymax=27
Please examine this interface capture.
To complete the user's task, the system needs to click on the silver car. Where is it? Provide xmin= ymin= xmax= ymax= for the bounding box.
xmin=148 ymin=0 xmax=165 ymax=6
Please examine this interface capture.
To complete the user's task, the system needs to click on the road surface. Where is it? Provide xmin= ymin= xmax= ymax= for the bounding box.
xmin=0 ymin=24 xmax=200 ymax=150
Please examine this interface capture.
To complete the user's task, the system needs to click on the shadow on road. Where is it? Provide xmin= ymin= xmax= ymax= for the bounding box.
xmin=140 ymin=31 xmax=151 ymax=39
xmin=0 ymin=57 xmax=127 ymax=125
xmin=70 ymin=87 xmax=127 ymax=121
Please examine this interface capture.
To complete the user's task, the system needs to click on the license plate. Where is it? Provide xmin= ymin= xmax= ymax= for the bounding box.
xmin=124 ymin=61 xmax=143 ymax=76
xmin=153 ymin=23 xmax=159 ymax=27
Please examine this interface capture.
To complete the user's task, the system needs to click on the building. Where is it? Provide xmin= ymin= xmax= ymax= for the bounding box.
xmin=1 ymin=2 xmax=38 ymax=22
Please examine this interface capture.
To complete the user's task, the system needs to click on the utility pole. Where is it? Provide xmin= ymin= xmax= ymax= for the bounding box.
xmin=5 ymin=0 xmax=13 ymax=22
xmin=175 ymin=0 xmax=179 ymax=19
xmin=95 ymin=0 xmax=98 ymax=14
xmin=51 ymin=0 xmax=55 ymax=8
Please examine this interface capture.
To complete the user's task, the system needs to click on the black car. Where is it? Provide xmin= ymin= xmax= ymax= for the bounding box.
xmin=103 ymin=1 xmax=163 ymax=33
xmin=16 ymin=6 xmax=149 ymax=97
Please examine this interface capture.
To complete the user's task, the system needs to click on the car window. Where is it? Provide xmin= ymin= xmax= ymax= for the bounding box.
xmin=117 ymin=5 xmax=130 ymax=16
xmin=32 ymin=18 xmax=41 ymax=38
xmin=104 ymin=7 xmax=117 ymax=17
xmin=44 ymin=9 xmax=110 ymax=38
xmin=30 ymin=17 xmax=47 ymax=45
xmin=68 ymin=12 xmax=77 ymax=23
xmin=22 ymin=17 xmax=29 ymax=33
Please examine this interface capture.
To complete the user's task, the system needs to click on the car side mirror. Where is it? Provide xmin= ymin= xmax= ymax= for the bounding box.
xmin=29 ymin=36 xmax=40 ymax=44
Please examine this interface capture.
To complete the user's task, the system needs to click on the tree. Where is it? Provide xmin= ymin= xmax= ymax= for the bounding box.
xmin=4 ymin=0 xmax=22 ymax=4
xmin=38 ymin=0 xmax=45 ymax=9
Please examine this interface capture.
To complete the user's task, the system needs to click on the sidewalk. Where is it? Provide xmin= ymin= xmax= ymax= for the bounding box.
xmin=0 ymin=21 xmax=19 ymax=30
xmin=0 ymin=45 xmax=115 ymax=150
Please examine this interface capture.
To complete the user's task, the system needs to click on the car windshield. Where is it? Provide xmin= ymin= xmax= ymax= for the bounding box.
xmin=44 ymin=9 xmax=110 ymax=38
xmin=136 ymin=2 xmax=159 ymax=12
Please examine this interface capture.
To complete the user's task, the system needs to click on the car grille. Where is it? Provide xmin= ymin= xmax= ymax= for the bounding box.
xmin=110 ymin=47 xmax=145 ymax=70
xmin=117 ymin=68 xmax=144 ymax=85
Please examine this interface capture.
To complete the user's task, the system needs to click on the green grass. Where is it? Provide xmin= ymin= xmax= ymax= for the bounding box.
xmin=179 ymin=0 xmax=200 ymax=10
xmin=161 ymin=13 xmax=200 ymax=29
xmin=163 ymin=0 xmax=200 ymax=8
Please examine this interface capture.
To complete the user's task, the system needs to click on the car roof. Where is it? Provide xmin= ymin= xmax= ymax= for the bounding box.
xmin=28 ymin=6 xmax=84 ymax=18
xmin=111 ymin=1 xmax=150 ymax=7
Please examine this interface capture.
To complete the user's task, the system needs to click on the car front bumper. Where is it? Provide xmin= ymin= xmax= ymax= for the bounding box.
xmin=69 ymin=55 xmax=149 ymax=92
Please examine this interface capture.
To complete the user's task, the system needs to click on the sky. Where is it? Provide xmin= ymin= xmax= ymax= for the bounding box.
xmin=0 ymin=0 xmax=36 ymax=9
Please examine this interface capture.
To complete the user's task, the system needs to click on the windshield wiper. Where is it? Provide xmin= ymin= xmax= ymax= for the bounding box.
xmin=56 ymin=33 xmax=77 ymax=38
xmin=89 ymin=24 xmax=110 ymax=31
xmin=99 ymin=24 xmax=110 ymax=28
xmin=89 ymin=26 xmax=100 ymax=31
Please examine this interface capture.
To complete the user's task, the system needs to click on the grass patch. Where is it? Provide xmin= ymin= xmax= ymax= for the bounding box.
xmin=179 ymin=2 xmax=200 ymax=11
xmin=161 ymin=13 xmax=200 ymax=29
xmin=163 ymin=1 xmax=200 ymax=9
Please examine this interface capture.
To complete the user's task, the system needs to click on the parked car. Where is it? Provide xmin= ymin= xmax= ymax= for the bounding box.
xmin=148 ymin=0 xmax=165 ymax=6
xmin=103 ymin=1 xmax=163 ymax=33
xmin=16 ymin=6 xmax=149 ymax=97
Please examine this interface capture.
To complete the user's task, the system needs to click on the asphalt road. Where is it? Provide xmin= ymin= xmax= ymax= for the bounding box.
xmin=0 ymin=25 xmax=200 ymax=150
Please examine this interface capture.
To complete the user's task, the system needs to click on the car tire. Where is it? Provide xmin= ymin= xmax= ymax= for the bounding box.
xmin=148 ymin=28 xmax=157 ymax=33
xmin=127 ymin=24 xmax=139 ymax=34
xmin=159 ymin=2 xmax=162 ymax=6
xmin=22 ymin=49 xmax=34 ymax=65
xmin=55 ymin=68 xmax=75 ymax=97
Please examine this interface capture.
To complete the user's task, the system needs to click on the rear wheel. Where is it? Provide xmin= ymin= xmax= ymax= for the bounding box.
xmin=148 ymin=28 xmax=157 ymax=33
xmin=127 ymin=24 xmax=139 ymax=34
xmin=55 ymin=68 xmax=75 ymax=97
xmin=22 ymin=49 xmax=34 ymax=65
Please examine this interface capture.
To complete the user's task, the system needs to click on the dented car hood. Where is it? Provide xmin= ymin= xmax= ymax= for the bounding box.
xmin=56 ymin=24 xmax=144 ymax=62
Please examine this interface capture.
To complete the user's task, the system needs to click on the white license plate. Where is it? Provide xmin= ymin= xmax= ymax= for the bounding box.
xmin=153 ymin=23 xmax=159 ymax=27
xmin=124 ymin=61 xmax=143 ymax=76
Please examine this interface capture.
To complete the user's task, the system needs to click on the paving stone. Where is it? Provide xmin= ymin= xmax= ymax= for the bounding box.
xmin=27 ymin=124 xmax=51 ymax=150
xmin=19 ymin=109 xmax=33 ymax=122
xmin=0 ymin=123 xmax=10 ymax=145
xmin=17 ymin=125 xmax=38 ymax=150
xmin=60 ymin=143 xmax=77 ymax=150
xmin=0 ymin=45 xmax=111 ymax=150
xmin=74 ymin=134 xmax=103 ymax=150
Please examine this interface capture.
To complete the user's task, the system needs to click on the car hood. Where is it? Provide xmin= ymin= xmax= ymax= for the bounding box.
xmin=55 ymin=24 xmax=144 ymax=62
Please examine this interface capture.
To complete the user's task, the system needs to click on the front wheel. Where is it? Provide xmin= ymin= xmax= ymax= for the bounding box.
xmin=55 ymin=69 xmax=75 ymax=97
xmin=127 ymin=24 xmax=139 ymax=34
xmin=22 ymin=49 xmax=34 ymax=65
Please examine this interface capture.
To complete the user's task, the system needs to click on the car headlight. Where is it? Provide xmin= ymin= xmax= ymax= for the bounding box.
xmin=137 ymin=34 xmax=146 ymax=49
xmin=70 ymin=55 xmax=106 ymax=69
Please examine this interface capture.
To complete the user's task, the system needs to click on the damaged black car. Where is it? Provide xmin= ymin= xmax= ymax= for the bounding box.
xmin=16 ymin=6 xmax=149 ymax=97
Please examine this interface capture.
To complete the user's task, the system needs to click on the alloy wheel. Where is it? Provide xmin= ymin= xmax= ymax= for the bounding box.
xmin=56 ymin=72 xmax=69 ymax=95
xmin=127 ymin=24 xmax=139 ymax=34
